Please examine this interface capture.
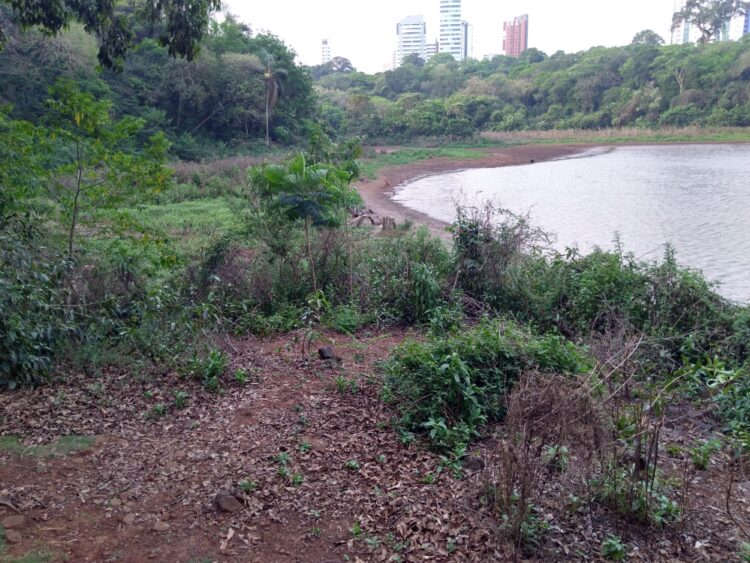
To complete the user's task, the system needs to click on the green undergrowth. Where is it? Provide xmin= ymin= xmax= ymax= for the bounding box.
xmin=383 ymin=320 xmax=592 ymax=452
xmin=0 ymin=435 xmax=95 ymax=458
xmin=114 ymin=197 xmax=245 ymax=256
xmin=0 ymin=550 xmax=54 ymax=563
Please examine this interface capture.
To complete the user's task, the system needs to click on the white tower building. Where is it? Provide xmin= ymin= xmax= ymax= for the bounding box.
xmin=396 ymin=15 xmax=427 ymax=65
xmin=439 ymin=0 xmax=463 ymax=61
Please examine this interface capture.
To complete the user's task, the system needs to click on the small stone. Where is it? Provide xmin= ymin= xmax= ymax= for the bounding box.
xmin=318 ymin=346 xmax=334 ymax=360
xmin=4 ymin=529 xmax=22 ymax=544
xmin=110 ymin=498 xmax=122 ymax=507
xmin=122 ymin=513 xmax=136 ymax=526
xmin=214 ymin=493 xmax=243 ymax=513
xmin=1 ymin=515 xmax=26 ymax=529
xmin=152 ymin=521 xmax=170 ymax=532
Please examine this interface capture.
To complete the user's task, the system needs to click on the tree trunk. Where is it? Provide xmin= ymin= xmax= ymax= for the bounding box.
xmin=345 ymin=213 xmax=354 ymax=302
xmin=305 ymin=216 xmax=317 ymax=293
xmin=67 ymin=141 xmax=83 ymax=257
xmin=265 ymin=89 xmax=271 ymax=148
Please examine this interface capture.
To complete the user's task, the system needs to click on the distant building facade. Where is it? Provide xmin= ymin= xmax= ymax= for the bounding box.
xmin=424 ymin=40 xmax=439 ymax=61
xmin=439 ymin=0 xmax=464 ymax=61
xmin=461 ymin=20 xmax=473 ymax=60
xmin=503 ymin=14 xmax=529 ymax=58
xmin=396 ymin=15 xmax=428 ymax=65
xmin=322 ymin=39 xmax=331 ymax=64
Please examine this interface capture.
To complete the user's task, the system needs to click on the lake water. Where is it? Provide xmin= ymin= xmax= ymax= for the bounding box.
xmin=393 ymin=144 xmax=750 ymax=303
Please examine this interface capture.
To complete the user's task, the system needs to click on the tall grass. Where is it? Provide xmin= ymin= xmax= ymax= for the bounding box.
xmin=482 ymin=126 xmax=750 ymax=145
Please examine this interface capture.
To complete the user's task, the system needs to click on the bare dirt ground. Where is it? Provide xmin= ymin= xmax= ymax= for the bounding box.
xmin=355 ymin=144 xmax=593 ymax=239
xmin=2 ymin=328 xmax=749 ymax=562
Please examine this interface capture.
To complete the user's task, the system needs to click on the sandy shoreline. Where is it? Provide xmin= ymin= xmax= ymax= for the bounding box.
xmin=355 ymin=144 xmax=594 ymax=238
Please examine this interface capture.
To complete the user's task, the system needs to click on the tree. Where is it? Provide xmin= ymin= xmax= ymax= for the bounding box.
xmin=247 ymin=33 xmax=315 ymax=142
xmin=402 ymin=52 xmax=425 ymax=68
xmin=631 ymin=29 xmax=665 ymax=46
xmin=250 ymin=154 xmax=360 ymax=293
xmin=259 ymin=52 xmax=287 ymax=147
xmin=44 ymin=81 xmax=170 ymax=255
xmin=0 ymin=0 xmax=221 ymax=70
xmin=672 ymin=0 xmax=749 ymax=44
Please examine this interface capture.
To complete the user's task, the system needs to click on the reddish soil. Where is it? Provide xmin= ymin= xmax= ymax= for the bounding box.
xmin=355 ymin=144 xmax=594 ymax=239
xmin=1 ymin=328 xmax=749 ymax=562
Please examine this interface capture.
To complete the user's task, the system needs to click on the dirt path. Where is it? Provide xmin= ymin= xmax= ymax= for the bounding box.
xmin=355 ymin=144 xmax=593 ymax=239
xmin=1 ymin=328 xmax=748 ymax=562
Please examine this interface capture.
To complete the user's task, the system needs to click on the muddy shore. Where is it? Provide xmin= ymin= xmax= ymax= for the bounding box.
xmin=355 ymin=144 xmax=593 ymax=238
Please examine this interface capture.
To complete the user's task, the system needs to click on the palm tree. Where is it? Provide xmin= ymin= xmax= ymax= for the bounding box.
xmin=250 ymin=154 xmax=360 ymax=294
xmin=261 ymin=52 xmax=287 ymax=147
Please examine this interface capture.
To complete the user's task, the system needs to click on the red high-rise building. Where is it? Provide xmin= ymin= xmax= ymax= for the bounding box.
xmin=503 ymin=14 xmax=529 ymax=58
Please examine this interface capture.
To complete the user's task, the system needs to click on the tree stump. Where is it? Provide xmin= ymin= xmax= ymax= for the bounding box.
xmin=382 ymin=217 xmax=396 ymax=231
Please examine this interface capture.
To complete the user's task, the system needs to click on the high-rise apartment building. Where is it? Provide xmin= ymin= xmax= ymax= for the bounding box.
xmin=439 ymin=0 xmax=464 ymax=61
xmin=322 ymin=39 xmax=331 ymax=64
xmin=503 ymin=14 xmax=529 ymax=58
xmin=396 ymin=15 xmax=427 ymax=65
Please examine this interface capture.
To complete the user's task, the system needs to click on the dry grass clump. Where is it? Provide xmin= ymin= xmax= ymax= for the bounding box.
xmin=483 ymin=371 xmax=607 ymax=552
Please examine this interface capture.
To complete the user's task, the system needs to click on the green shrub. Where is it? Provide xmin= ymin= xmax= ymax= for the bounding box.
xmin=601 ymin=535 xmax=627 ymax=561
xmin=365 ymin=227 xmax=452 ymax=324
xmin=689 ymin=439 xmax=722 ymax=470
xmin=324 ymin=305 xmax=367 ymax=334
xmin=0 ymin=215 xmax=73 ymax=388
xmin=384 ymin=319 xmax=591 ymax=450
xmin=411 ymin=263 xmax=442 ymax=323
xmin=592 ymin=463 xmax=681 ymax=525
xmin=184 ymin=348 xmax=227 ymax=391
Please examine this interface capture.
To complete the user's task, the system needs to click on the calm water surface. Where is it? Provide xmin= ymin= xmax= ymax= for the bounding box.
xmin=393 ymin=144 xmax=750 ymax=302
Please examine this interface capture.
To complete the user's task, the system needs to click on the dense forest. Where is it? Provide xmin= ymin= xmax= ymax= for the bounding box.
xmin=2 ymin=3 xmax=750 ymax=561
xmin=3 ymin=8 xmax=750 ymax=157
xmin=316 ymin=35 xmax=750 ymax=140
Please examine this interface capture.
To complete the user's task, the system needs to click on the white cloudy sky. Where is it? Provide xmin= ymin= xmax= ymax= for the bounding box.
xmin=223 ymin=0 xmax=677 ymax=72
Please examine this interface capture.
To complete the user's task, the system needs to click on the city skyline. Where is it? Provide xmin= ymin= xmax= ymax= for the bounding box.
xmin=224 ymin=0 xmax=678 ymax=72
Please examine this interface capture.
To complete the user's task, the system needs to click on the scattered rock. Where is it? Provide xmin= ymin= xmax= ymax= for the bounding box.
xmin=1 ymin=514 xmax=26 ymax=529
xmin=4 ymin=529 xmax=22 ymax=544
xmin=214 ymin=492 xmax=243 ymax=513
xmin=152 ymin=521 xmax=170 ymax=532
xmin=122 ymin=513 xmax=136 ymax=526
xmin=110 ymin=497 xmax=122 ymax=507
xmin=318 ymin=347 xmax=334 ymax=360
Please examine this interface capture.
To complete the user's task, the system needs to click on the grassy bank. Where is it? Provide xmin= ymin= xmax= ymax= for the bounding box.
xmin=482 ymin=126 xmax=750 ymax=145
xmin=359 ymin=146 xmax=493 ymax=179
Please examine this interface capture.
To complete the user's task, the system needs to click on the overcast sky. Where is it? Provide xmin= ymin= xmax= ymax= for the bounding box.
xmin=223 ymin=0 xmax=676 ymax=73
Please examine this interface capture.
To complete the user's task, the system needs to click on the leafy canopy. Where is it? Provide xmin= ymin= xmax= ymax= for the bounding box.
xmin=251 ymin=153 xmax=359 ymax=227
xmin=672 ymin=0 xmax=749 ymax=44
xmin=1 ymin=0 xmax=222 ymax=70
